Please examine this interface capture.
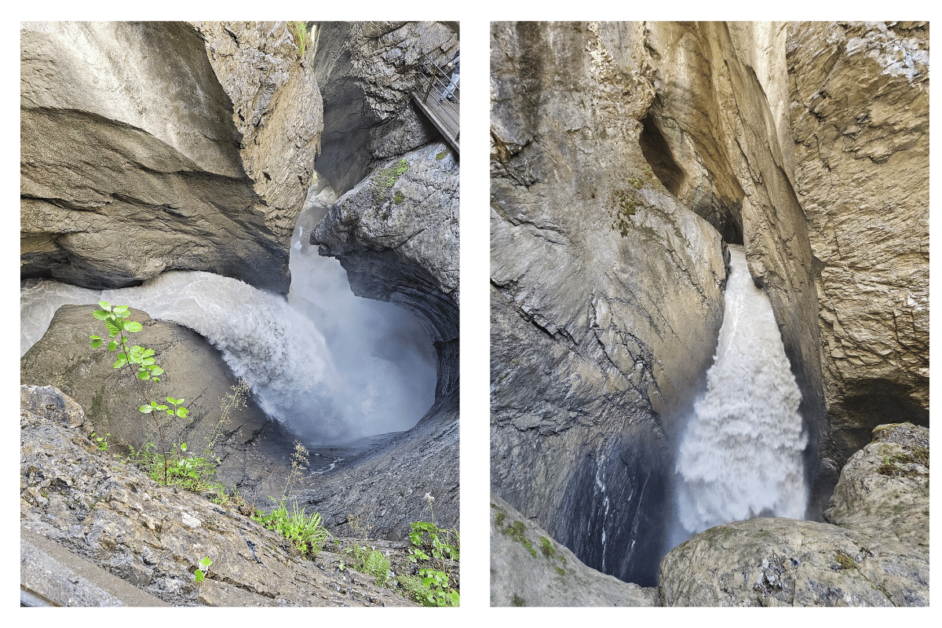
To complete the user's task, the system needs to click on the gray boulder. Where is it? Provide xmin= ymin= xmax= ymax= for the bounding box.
xmin=490 ymin=496 xmax=657 ymax=607
xmin=658 ymin=423 xmax=929 ymax=606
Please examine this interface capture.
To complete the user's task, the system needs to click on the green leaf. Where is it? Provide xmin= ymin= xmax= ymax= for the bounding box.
xmin=124 ymin=321 xmax=143 ymax=333
xmin=107 ymin=340 xmax=118 ymax=352
xmin=140 ymin=405 xmax=153 ymax=414
xmin=166 ymin=397 xmax=178 ymax=405
xmin=156 ymin=405 xmax=168 ymax=411
xmin=176 ymin=407 xmax=189 ymax=418
xmin=142 ymin=357 xmax=155 ymax=366
xmin=113 ymin=305 xmax=128 ymax=314
xmin=90 ymin=336 xmax=103 ymax=349
xmin=98 ymin=301 xmax=111 ymax=312
xmin=142 ymin=348 xmax=155 ymax=358
xmin=181 ymin=443 xmax=188 ymax=452
xmin=194 ymin=569 xmax=205 ymax=584
xmin=105 ymin=321 xmax=119 ymax=336
xmin=113 ymin=355 xmax=128 ymax=369
xmin=137 ymin=371 xmax=150 ymax=380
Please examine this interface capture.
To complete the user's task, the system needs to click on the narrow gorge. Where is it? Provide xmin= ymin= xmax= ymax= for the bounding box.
xmin=490 ymin=21 xmax=928 ymax=606
xmin=21 ymin=20 xmax=459 ymax=606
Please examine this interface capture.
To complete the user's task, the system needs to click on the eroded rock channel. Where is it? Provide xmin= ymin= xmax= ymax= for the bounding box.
xmin=20 ymin=20 xmax=459 ymax=606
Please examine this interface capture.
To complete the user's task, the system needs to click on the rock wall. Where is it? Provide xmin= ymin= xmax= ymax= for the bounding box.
xmin=787 ymin=22 xmax=929 ymax=471
xmin=490 ymin=22 xmax=727 ymax=585
xmin=20 ymin=21 xmax=321 ymax=294
xmin=310 ymin=21 xmax=458 ymax=194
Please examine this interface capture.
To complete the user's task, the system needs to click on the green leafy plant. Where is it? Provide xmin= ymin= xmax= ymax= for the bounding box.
xmin=346 ymin=544 xmax=391 ymax=586
xmin=253 ymin=498 xmax=332 ymax=558
xmin=90 ymin=301 xmax=189 ymax=485
xmin=194 ymin=556 xmax=212 ymax=585
xmin=289 ymin=21 xmax=308 ymax=58
xmin=90 ymin=432 xmax=110 ymax=451
xmin=400 ymin=568 xmax=459 ymax=607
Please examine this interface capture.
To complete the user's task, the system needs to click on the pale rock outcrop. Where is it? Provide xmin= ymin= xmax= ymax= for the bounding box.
xmin=490 ymin=22 xmax=727 ymax=585
xmin=20 ymin=21 xmax=321 ymax=294
xmin=490 ymin=495 xmax=657 ymax=607
xmin=311 ymin=21 xmax=459 ymax=193
xmin=20 ymin=385 xmax=416 ymax=607
xmin=787 ymin=22 xmax=929 ymax=465
xmin=658 ymin=423 xmax=928 ymax=606
xmin=306 ymin=140 xmax=460 ymax=538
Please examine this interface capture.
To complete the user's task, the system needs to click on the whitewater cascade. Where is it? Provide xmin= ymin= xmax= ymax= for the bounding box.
xmin=20 ymin=209 xmax=436 ymax=445
xmin=674 ymin=244 xmax=808 ymax=538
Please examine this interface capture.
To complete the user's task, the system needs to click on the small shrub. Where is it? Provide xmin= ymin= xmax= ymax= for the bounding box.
xmin=253 ymin=498 xmax=332 ymax=558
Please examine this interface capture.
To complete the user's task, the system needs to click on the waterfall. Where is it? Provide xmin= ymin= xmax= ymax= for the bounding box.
xmin=20 ymin=207 xmax=436 ymax=445
xmin=673 ymin=244 xmax=807 ymax=538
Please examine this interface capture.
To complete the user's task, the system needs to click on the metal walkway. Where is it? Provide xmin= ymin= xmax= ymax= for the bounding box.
xmin=411 ymin=53 xmax=459 ymax=154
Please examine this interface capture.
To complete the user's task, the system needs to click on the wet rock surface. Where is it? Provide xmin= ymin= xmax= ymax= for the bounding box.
xmin=659 ymin=423 xmax=929 ymax=606
xmin=490 ymin=20 xmax=727 ymax=586
xmin=490 ymin=495 xmax=658 ymax=607
xmin=20 ymin=385 xmax=417 ymax=607
xmin=311 ymin=21 xmax=459 ymax=194
xmin=20 ymin=21 xmax=321 ymax=294
xmin=787 ymin=21 xmax=930 ymax=468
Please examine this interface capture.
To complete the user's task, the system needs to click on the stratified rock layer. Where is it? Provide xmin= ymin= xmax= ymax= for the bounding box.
xmin=787 ymin=22 xmax=929 ymax=467
xmin=20 ymin=385 xmax=416 ymax=607
xmin=659 ymin=423 xmax=928 ymax=606
xmin=490 ymin=496 xmax=658 ymax=607
xmin=20 ymin=21 xmax=321 ymax=294
xmin=311 ymin=21 xmax=458 ymax=194
xmin=490 ymin=22 xmax=727 ymax=586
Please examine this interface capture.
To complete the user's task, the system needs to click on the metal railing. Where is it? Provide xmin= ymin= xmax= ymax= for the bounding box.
xmin=414 ymin=52 xmax=460 ymax=147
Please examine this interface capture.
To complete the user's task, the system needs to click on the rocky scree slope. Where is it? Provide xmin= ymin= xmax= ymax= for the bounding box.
xmin=20 ymin=385 xmax=416 ymax=607
xmin=20 ymin=21 xmax=320 ymax=294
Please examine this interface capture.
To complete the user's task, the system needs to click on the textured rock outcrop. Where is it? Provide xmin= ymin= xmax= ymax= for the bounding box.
xmin=787 ymin=22 xmax=929 ymax=468
xmin=490 ymin=496 xmax=657 ymax=607
xmin=20 ymin=21 xmax=321 ymax=294
xmin=659 ymin=423 xmax=928 ymax=606
xmin=20 ymin=385 xmax=416 ymax=607
xmin=20 ymin=304 xmax=303 ymax=503
xmin=490 ymin=22 xmax=727 ymax=586
xmin=311 ymin=21 xmax=459 ymax=193
xmin=307 ymin=140 xmax=459 ymax=537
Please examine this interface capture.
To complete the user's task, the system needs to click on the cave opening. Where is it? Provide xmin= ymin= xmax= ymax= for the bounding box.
xmin=639 ymin=113 xmax=686 ymax=197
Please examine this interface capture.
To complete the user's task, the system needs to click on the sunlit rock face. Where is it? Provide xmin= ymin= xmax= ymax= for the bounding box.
xmin=787 ymin=21 xmax=929 ymax=472
xmin=20 ymin=21 xmax=321 ymax=294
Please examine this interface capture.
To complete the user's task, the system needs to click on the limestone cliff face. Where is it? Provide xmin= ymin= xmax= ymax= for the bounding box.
xmin=787 ymin=22 xmax=929 ymax=470
xmin=20 ymin=21 xmax=321 ymax=294
xmin=490 ymin=22 xmax=727 ymax=585
xmin=309 ymin=140 xmax=460 ymax=536
xmin=311 ymin=21 xmax=459 ymax=194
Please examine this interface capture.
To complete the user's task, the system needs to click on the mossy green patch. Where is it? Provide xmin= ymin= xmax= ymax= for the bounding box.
xmin=436 ymin=151 xmax=448 ymax=160
xmin=512 ymin=593 xmax=526 ymax=607
xmin=540 ymin=536 xmax=555 ymax=558
xmin=835 ymin=550 xmax=856 ymax=570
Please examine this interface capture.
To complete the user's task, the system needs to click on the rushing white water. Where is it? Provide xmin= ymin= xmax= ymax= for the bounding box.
xmin=674 ymin=244 xmax=807 ymax=537
xmin=20 ymin=201 xmax=436 ymax=445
